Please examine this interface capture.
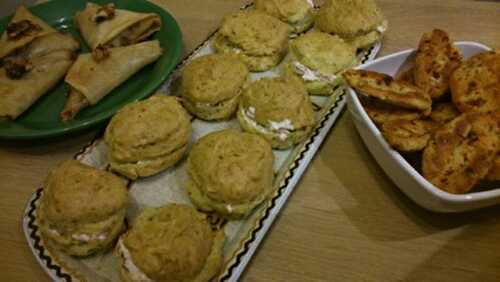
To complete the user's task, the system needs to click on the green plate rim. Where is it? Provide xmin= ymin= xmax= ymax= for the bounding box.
xmin=0 ymin=0 xmax=183 ymax=140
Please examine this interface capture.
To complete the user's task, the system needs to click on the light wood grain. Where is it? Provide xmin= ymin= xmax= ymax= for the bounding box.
xmin=1 ymin=0 xmax=500 ymax=281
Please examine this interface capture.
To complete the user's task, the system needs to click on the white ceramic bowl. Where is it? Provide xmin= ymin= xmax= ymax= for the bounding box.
xmin=347 ymin=41 xmax=497 ymax=212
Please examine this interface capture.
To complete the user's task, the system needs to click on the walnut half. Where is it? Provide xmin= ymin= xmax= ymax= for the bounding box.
xmin=92 ymin=4 xmax=116 ymax=23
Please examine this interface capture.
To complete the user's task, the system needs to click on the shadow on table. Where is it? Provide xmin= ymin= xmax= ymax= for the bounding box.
xmin=319 ymin=113 xmax=500 ymax=241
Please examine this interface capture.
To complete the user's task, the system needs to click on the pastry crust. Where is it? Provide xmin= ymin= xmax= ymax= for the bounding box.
xmin=181 ymin=54 xmax=249 ymax=120
xmin=343 ymin=69 xmax=432 ymax=113
xmin=213 ymin=10 xmax=289 ymax=71
xmin=450 ymin=51 xmax=500 ymax=113
xmin=237 ymin=76 xmax=316 ymax=149
xmin=286 ymin=31 xmax=357 ymax=95
xmin=360 ymin=98 xmax=423 ymax=126
xmin=429 ymin=102 xmax=460 ymax=125
xmin=315 ymin=0 xmax=387 ymax=48
xmin=255 ymin=0 xmax=315 ymax=34
xmin=38 ymin=160 xmax=128 ymax=256
xmin=414 ymin=29 xmax=462 ymax=100
xmin=187 ymin=129 xmax=274 ymax=218
xmin=422 ymin=113 xmax=499 ymax=194
xmin=105 ymin=96 xmax=191 ymax=179
xmin=118 ymin=205 xmax=225 ymax=282
xmin=75 ymin=2 xmax=161 ymax=49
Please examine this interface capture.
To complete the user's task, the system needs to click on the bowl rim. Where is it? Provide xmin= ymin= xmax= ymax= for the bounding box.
xmin=347 ymin=41 xmax=500 ymax=204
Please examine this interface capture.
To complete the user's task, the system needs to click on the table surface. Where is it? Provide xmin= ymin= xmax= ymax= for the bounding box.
xmin=1 ymin=0 xmax=500 ymax=281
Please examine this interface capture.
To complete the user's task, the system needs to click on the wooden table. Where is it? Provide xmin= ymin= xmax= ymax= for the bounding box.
xmin=1 ymin=0 xmax=500 ymax=281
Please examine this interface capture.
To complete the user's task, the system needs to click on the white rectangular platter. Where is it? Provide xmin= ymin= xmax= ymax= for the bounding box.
xmin=22 ymin=6 xmax=381 ymax=282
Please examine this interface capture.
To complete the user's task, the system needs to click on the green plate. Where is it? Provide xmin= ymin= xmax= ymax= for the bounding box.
xmin=0 ymin=0 xmax=182 ymax=140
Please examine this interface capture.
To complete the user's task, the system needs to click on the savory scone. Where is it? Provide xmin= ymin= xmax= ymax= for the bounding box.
xmin=213 ymin=10 xmax=290 ymax=71
xmin=38 ymin=160 xmax=128 ymax=257
xmin=422 ymin=113 xmax=499 ymax=194
xmin=414 ymin=29 xmax=463 ymax=100
xmin=315 ymin=0 xmax=388 ymax=49
xmin=105 ymin=96 xmax=191 ymax=179
xmin=360 ymin=97 xmax=423 ymax=126
xmin=381 ymin=118 xmax=437 ymax=152
xmin=116 ymin=204 xmax=225 ymax=282
xmin=343 ymin=69 xmax=432 ymax=114
xmin=186 ymin=129 xmax=274 ymax=218
xmin=285 ymin=30 xmax=357 ymax=95
xmin=75 ymin=2 xmax=161 ymax=49
xmin=450 ymin=51 xmax=500 ymax=113
xmin=181 ymin=54 xmax=249 ymax=120
xmin=255 ymin=0 xmax=315 ymax=34
xmin=237 ymin=76 xmax=316 ymax=149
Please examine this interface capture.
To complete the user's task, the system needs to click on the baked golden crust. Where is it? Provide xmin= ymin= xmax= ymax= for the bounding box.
xmin=255 ymin=0 xmax=314 ymax=34
xmin=38 ymin=160 xmax=127 ymax=256
xmin=187 ymin=129 xmax=274 ymax=218
xmin=238 ymin=76 xmax=315 ymax=148
xmin=414 ymin=29 xmax=463 ymax=100
xmin=315 ymin=0 xmax=386 ymax=48
xmin=429 ymin=102 xmax=460 ymax=125
xmin=360 ymin=98 xmax=423 ymax=126
xmin=214 ymin=10 xmax=289 ymax=71
xmin=181 ymin=54 xmax=248 ymax=120
xmin=450 ymin=51 xmax=500 ymax=113
xmin=344 ymin=69 xmax=432 ymax=113
xmin=485 ymin=153 xmax=500 ymax=181
xmin=396 ymin=67 xmax=415 ymax=85
xmin=422 ymin=113 xmax=499 ymax=194
xmin=105 ymin=96 xmax=191 ymax=179
xmin=119 ymin=205 xmax=225 ymax=281
xmin=381 ymin=119 xmax=437 ymax=152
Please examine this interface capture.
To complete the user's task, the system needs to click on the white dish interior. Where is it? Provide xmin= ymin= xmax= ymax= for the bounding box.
xmin=347 ymin=41 xmax=498 ymax=212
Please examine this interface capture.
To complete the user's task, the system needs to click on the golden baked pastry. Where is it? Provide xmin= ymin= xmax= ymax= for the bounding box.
xmin=75 ymin=2 xmax=161 ymax=49
xmin=422 ymin=113 xmax=499 ymax=194
xmin=315 ymin=0 xmax=387 ymax=49
xmin=0 ymin=7 xmax=80 ymax=120
xmin=105 ymin=96 xmax=191 ymax=179
xmin=213 ymin=10 xmax=290 ymax=71
xmin=237 ymin=76 xmax=316 ymax=149
xmin=181 ymin=54 xmax=249 ymax=120
xmin=360 ymin=98 xmax=423 ymax=126
xmin=285 ymin=30 xmax=357 ymax=95
xmin=186 ymin=129 xmax=274 ymax=218
xmin=486 ymin=154 xmax=500 ymax=181
xmin=255 ymin=0 xmax=315 ymax=34
xmin=117 ymin=204 xmax=225 ymax=282
xmin=38 ymin=160 xmax=128 ymax=257
xmin=450 ymin=51 xmax=500 ymax=113
xmin=429 ymin=102 xmax=460 ymax=125
xmin=343 ymin=69 xmax=432 ymax=114
xmin=414 ymin=29 xmax=462 ymax=100
xmin=396 ymin=67 xmax=414 ymax=85
xmin=381 ymin=118 xmax=437 ymax=152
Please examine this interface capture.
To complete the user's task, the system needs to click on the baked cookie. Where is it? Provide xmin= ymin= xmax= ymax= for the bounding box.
xmin=450 ymin=51 xmax=500 ymax=113
xmin=213 ymin=10 xmax=290 ymax=71
xmin=181 ymin=54 xmax=249 ymax=120
xmin=315 ymin=0 xmax=387 ymax=49
xmin=381 ymin=118 xmax=437 ymax=152
xmin=38 ymin=160 xmax=128 ymax=257
xmin=361 ymin=98 xmax=423 ymax=126
xmin=429 ymin=102 xmax=460 ymax=125
xmin=343 ymin=69 xmax=432 ymax=113
xmin=105 ymin=96 xmax=191 ymax=179
xmin=255 ymin=0 xmax=315 ymax=34
xmin=186 ymin=129 xmax=274 ymax=218
xmin=237 ymin=76 xmax=316 ymax=149
xmin=414 ymin=29 xmax=463 ymax=100
xmin=422 ymin=113 xmax=499 ymax=194
xmin=285 ymin=30 xmax=357 ymax=95
xmin=117 ymin=204 xmax=225 ymax=282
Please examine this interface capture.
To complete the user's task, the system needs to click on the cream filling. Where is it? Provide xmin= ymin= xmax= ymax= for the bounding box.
xmin=118 ymin=239 xmax=154 ymax=282
xmin=293 ymin=61 xmax=338 ymax=83
xmin=376 ymin=21 xmax=388 ymax=34
xmin=71 ymin=233 xmax=107 ymax=242
xmin=306 ymin=0 xmax=314 ymax=7
xmin=226 ymin=204 xmax=233 ymax=214
xmin=243 ymin=107 xmax=294 ymax=141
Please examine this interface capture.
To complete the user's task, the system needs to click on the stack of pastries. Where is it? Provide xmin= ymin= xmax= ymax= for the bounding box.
xmin=33 ymin=0 xmax=389 ymax=281
xmin=0 ymin=3 xmax=163 ymax=121
xmin=344 ymin=29 xmax=500 ymax=195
